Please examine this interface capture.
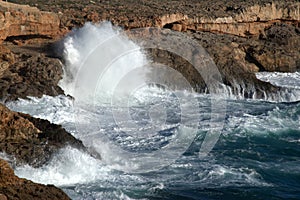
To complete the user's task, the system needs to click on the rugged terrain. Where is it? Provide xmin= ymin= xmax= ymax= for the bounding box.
xmin=0 ymin=0 xmax=299 ymax=199
xmin=0 ymin=0 xmax=299 ymax=100
xmin=0 ymin=158 xmax=70 ymax=200
xmin=0 ymin=103 xmax=87 ymax=167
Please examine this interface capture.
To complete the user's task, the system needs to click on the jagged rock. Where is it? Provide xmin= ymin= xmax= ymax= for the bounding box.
xmin=0 ymin=45 xmax=14 ymax=78
xmin=159 ymin=13 xmax=188 ymax=28
xmin=0 ymin=158 xmax=70 ymax=200
xmin=0 ymin=1 xmax=297 ymax=198
xmin=244 ymin=23 xmax=300 ymax=72
xmin=186 ymin=2 xmax=300 ymax=37
xmin=13 ymin=0 xmax=299 ymax=37
xmin=147 ymin=32 xmax=280 ymax=99
xmin=0 ymin=0 xmax=296 ymax=101
xmin=0 ymin=45 xmax=14 ymax=64
xmin=0 ymin=50 xmax=64 ymax=101
xmin=0 ymin=2 xmax=65 ymax=102
xmin=0 ymin=1 xmax=60 ymax=43
xmin=0 ymin=103 xmax=86 ymax=167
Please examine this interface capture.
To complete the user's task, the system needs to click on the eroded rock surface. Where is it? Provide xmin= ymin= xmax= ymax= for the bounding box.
xmin=2 ymin=0 xmax=300 ymax=99
xmin=0 ymin=103 xmax=86 ymax=167
xmin=0 ymin=43 xmax=64 ymax=101
xmin=0 ymin=1 xmax=61 ymax=43
xmin=10 ymin=0 xmax=299 ymax=36
xmin=0 ymin=0 xmax=299 ymax=199
xmin=0 ymin=158 xmax=70 ymax=200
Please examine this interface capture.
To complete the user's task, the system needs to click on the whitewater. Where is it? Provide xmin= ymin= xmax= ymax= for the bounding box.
xmin=5 ymin=22 xmax=300 ymax=199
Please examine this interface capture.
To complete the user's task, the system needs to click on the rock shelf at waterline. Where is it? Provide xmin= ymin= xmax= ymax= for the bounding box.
xmin=0 ymin=1 xmax=299 ymax=101
xmin=0 ymin=0 xmax=299 ymax=199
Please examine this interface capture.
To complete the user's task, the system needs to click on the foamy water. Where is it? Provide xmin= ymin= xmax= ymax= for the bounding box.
xmin=4 ymin=22 xmax=300 ymax=199
xmin=256 ymin=72 xmax=300 ymax=89
xmin=59 ymin=22 xmax=149 ymax=101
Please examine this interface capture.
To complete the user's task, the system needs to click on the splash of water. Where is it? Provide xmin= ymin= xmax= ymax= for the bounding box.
xmin=59 ymin=22 xmax=148 ymax=101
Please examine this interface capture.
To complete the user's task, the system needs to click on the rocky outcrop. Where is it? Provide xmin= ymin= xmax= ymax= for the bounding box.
xmin=0 ymin=103 xmax=86 ymax=167
xmin=0 ymin=43 xmax=64 ymax=101
xmin=245 ymin=23 xmax=300 ymax=72
xmin=0 ymin=158 xmax=70 ymax=200
xmin=11 ymin=0 xmax=299 ymax=35
xmin=191 ymin=23 xmax=299 ymax=98
xmin=0 ymin=0 xmax=298 ymax=198
xmin=147 ymin=32 xmax=281 ymax=99
xmin=0 ymin=45 xmax=14 ymax=78
xmin=2 ymin=0 xmax=298 ymax=100
xmin=157 ymin=2 xmax=300 ymax=37
xmin=184 ymin=2 xmax=300 ymax=37
xmin=0 ymin=1 xmax=60 ymax=43
xmin=0 ymin=2 xmax=64 ymax=101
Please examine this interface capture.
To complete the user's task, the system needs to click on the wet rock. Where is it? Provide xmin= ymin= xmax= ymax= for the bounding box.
xmin=3 ymin=0 xmax=299 ymax=100
xmin=0 ymin=103 xmax=86 ymax=167
xmin=147 ymin=32 xmax=281 ymax=99
xmin=0 ymin=52 xmax=64 ymax=101
xmin=0 ymin=158 xmax=70 ymax=200
xmin=190 ymin=31 xmax=290 ymax=98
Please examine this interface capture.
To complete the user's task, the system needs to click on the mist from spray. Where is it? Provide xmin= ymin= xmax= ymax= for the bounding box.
xmin=59 ymin=22 xmax=149 ymax=102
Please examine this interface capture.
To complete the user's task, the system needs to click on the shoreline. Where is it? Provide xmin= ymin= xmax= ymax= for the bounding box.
xmin=0 ymin=0 xmax=299 ymax=199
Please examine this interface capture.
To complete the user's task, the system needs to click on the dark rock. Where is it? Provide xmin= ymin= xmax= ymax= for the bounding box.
xmin=0 ymin=103 xmax=87 ymax=167
xmin=0 ymin=158 xmax=70 ymax=200
xmin=0 ymin=52 xmax=64 ymax=101
xmin=1 ymin=0 xmax=299 ymax=101
xmin=265 ymin=23 xmax=300 ymax=45
xmin=245 ymin=23 xmax=300 ymax=72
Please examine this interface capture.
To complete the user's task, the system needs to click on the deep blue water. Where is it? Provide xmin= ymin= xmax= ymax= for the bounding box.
xmin=4 ymin=22 xmax=300 ymax=200
xmin=72 ymin=99 xmax=299 ymax=200
xmin=8 ymin=94 xmax=300 ymax=200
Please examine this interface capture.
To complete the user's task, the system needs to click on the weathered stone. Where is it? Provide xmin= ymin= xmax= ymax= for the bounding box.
xmin=2 ymin=0 xmax=298 ymax=100
xmin=0 ymin=194 xmax=7 ymax=200
xmin=186 ymin=2 xmax=300 ymax=37
xmin=245 ymin=23 xmax=300 ymax=72
xmin=0 ymin=1 xmax=60 ymax=42
xmin=10 ymin=0 xmax=299 ymax=38
xmin=0 ymin=51 xmax=64 ymax=101
xmin=0 ymin=158 xmax=70 ymax=200
xmin=0 ymin=103 xmax=87 ymax=167
xmin=0 ymin=1 xmax=298 ymax=198
xmin=171 ymin=24 xmax=183 ymax=32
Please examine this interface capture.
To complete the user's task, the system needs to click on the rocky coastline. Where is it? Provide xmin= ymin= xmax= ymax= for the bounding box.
xmin=0 ymin=0 xmax=299 ymax=199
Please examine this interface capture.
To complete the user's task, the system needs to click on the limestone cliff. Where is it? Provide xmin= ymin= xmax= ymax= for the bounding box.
xmin=0 ymin=1 xmax=60 ymax=43
xmin=181 ymin=2 xmax=300 ymax=36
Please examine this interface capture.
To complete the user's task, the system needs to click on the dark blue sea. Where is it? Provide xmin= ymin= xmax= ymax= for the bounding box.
xmin=5 ymin=23 xmax=300 ymax=200
xmin=6 ymin=91 xmax=300 ymax=200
